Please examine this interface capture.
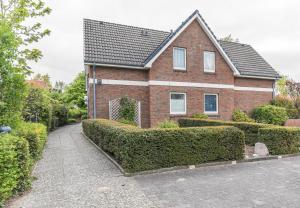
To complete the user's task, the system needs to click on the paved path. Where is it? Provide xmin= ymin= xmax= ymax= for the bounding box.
xmin=9 ymin=124 xmax=300 ymax=208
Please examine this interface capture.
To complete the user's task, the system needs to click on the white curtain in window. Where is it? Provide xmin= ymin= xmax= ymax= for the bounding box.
xmin=171 ymin=94 xmax=185 ymax=113
xmin=204 ymin=51 xmax=215 ymax=72
xmin=173 ymin=48 xmax=186 ymax=69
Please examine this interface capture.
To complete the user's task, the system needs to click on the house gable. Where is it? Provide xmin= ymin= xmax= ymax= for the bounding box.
xmin=144 ymin=10 xmax=240 ymax=76
xmin=149 ymin=19 xmax=235 ymax=85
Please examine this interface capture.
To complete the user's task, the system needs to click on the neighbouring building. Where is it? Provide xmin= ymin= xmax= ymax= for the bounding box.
xmin=83 ymin=10 xmax=280 ymax=128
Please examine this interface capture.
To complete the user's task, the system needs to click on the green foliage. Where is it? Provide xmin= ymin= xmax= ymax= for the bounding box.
xmin=63 ymin=72 xmax=86 ymax=109
xmin=220 ymin=34 xmax=239 ymax=43
xmin=52 ymin=102 xmax=68 ymax=127
xmin=157 ymin=120 xmax=179 ymax=128
xmin=258 ymin=127 xmax=300 ymax=155
xmin=118 ymin=118 xmax=137 ymax=126
xmin=191 ymin=113 xmax=209 ymax=119
xmin=14 ymin=122 xmax=47 ymax=160
xmin=252 ymin=105 xmax=289 ymax=125
xmin=0 ymin=21 xmax=27 ymax=128
xmin=119 ymin=96 xmax=136 ymax=122
xmin=0 ymin=134 xmax=31 ymax=205
xmin=0 ymin=0 xmax=51 ymax=69
xmin=271 ymin=95 xmax=298 ymax=119
xmin=67 ymin=118 xmax=77 ymax=124
xmin=22 ymin=87 xmax=52 ymax=130
xmin=232 ymin=109 xmax=255 ymax=122
xmin=276 ymin=76 xmax=288 ymax=96
xmin=82 ymin=119 xmax=245 ymax=173
xmin=178 ymin=118 xmax=272 ymax=145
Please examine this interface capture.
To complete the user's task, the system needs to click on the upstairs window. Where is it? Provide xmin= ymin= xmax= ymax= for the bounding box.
xmin=173 ymin=47 xmax=186 ymax=70
xmin=204 ymin=51 xmax=215 ymax=73
xmin=204 ymin=94 xmax=218 ymax=114
xmin=170 ymin=92 xmax=186 ymax=115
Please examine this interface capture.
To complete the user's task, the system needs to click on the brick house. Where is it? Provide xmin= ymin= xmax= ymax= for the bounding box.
xmin=83 ymin=10 xmax=280 ymax=128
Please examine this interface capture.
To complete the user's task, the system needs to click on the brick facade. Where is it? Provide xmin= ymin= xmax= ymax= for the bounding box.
xmin=86 ymin=20 xmax=275 ymax=128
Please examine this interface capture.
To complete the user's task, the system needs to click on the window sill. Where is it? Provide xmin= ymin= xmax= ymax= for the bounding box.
xmin=204 ymin=71 xmax=216 ymax=74
xmin=170 ymin=114 xmax=187 ymax=117
xmin=173 ymin=68 xmax=187 ymax=72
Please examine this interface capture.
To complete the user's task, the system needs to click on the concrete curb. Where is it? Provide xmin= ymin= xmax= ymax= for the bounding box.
xmin=81 ymin=131 xmax=300 ymax=177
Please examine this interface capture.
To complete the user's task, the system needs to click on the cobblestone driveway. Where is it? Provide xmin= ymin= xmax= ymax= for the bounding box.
xmin=9 ymin=124 xmax=300 ymax=208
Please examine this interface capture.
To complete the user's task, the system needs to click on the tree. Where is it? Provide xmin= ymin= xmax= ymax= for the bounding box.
xmin=63 ymin=72 xmax=86 ymax=109
xmin=0 ymin=21 xmax=27 ymax=127
xmin=276 ymin=76 xmax=288 ymax=96
xmin=220 ymin=34 xmax=239 ymax=43
xmin=0 ymin=0 xmax=51 ymax=127
xmin=53 ymin=81 xmax=65 ymax=93
xmin=33 ymin=73 xmax=51 ymax=88
xmin=0 ymin=0 xmax=51 ymax=71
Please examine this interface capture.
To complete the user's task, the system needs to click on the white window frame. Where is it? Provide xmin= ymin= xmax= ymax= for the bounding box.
xmin=173 ymin=47 xmax=187 ymax=70
xmin=204 ymin=51 xmax=216 ymax=73
xmin=204 ymin=93 xmax=218 ymax=114
xmin=170 ymin=92 xmax=187 ymax=115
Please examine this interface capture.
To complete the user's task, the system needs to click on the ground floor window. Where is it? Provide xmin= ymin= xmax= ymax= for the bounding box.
xmin=204 ymin=94 xmax=218 ymax=114
xmin=170 ymin=92 xmax=186 ymax=115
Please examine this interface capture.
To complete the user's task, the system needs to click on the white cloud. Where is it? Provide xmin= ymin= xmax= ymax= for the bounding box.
xmin=30 ymin=0 xmax=300 ymax=83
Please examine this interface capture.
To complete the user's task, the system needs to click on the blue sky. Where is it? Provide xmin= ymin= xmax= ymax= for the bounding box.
xmin=29 ymin=0 xmax=300 ymax=83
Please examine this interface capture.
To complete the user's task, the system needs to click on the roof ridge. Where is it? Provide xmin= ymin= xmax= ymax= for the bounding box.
xmin=83 ymin=18 xmax=170 ymax=34
xmin=219 ymin=40 xmax=250 ymax=46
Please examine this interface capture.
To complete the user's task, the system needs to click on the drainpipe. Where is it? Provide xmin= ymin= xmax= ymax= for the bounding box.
xmin=93 ymin=64 xmax=97 ymax=118
xmin=272 ymin=79 xmax=276 ymax=99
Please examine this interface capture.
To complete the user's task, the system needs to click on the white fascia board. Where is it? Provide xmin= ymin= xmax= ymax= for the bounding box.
xmin=84 ymin=63 xmax=147 ymax=70
xmin=144 ymin=13 xmax=240 ymax=76
xmin=235 ymin=74 xmax=278 ymax=80
xmin=149 ymin=80 xmax=234 ymax=89
xmin=101 ymin=79 xmax=149 ymax=86
xmin=234 ymin=86 xmax=273 ymax=92
xmin=89 ymin=78 xmax=273 ymax=92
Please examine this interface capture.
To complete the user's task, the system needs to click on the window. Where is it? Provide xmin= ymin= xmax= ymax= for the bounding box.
xmin=170 ymin=92 xmax=186 ymax=115
xmin=204 ymin=94 xmax=218 ymax=114
xmin=173 ymin=47 xmax=186 ymax=70
xmin=204 ymin=51 xmax=215 ymax=72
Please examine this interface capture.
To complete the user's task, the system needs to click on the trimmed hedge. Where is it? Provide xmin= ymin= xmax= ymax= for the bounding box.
xmin=252 ymin=105 xmax=289 ymax=125
xmin=14 ymin=122 xmax=47 ymax=160
xmin=0 ymin=134 xmax=31 ymax=205
xmin=82 ymin=119 xmax=245 ymax=173
xmin=258 ymin=127 xmax=300 ymax=155
xmin=178 ymin=118 xmax=272 ymax=145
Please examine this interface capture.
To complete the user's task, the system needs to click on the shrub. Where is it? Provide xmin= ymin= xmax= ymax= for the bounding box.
xmin=258 ymin=127 xmax=300 ymax=155
xmin=191 ymin=113 xmax=209 ymax=119
xmin=271 ymin=95 xmax=298 ymax=119
xmin=82 ymin=119 xmax=245 ymax=173
xmin=178 ymin=118 xmax=272 ymax=145
xmin=52 ymin=103 xmax=68 ymax=127
xmin=0 ymin=134 xmax=31 ymax=205
xmin=252 ymin=105 xmax=289 ymax=125
xmin=232 ymin=109 xmax=255 ymax=122
xmin=118 ymin=118 xmax=137 ymax=126
xmin=119 ymin=96 xmax=135 ymax=122
xmin=157 ymin=120 xmax=179 ymax=128
xmin=67 ymin=118 xmax=77 ymax=124
xmin=14 ymin=122 xmax=47 ymax=160
xmin=68 ymin=108 xmax=82 ymax=120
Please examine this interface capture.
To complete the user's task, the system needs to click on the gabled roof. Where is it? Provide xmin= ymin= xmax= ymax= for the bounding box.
xmin=219 ymin=41 xmax=280 ymax=78
xmin=84 ymin=19 xmax=170 ymax=68
xmin=83 ymin=10 xmax=279 ymax=79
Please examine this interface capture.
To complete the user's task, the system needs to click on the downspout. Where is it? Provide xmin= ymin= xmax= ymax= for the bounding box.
xmin=272 ymin=79 xmax=276 ymax=99
xmin=93 ymin=64 xmax=97 ymax=118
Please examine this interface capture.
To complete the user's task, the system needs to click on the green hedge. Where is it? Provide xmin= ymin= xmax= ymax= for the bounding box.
xmin=258 ymin=127 xmax=300 ymax=155
xmin=178 ymin=118 xmax=272 ymax=145
xmin=14 ymin=122 xmax=47 ymax=160
xmin=0 ymin=134 xmax=31 ymax=205
xmin=252 ymin=105 xmax=289 ymax=125
xmin=82 ymin=119 xmax=245 ymax=173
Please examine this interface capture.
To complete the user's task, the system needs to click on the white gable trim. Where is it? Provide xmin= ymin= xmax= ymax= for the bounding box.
xmin=144 ymin=13 xmax=240 ymax=76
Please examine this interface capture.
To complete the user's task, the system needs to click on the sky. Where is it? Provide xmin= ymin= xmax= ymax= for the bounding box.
xmin=29 ymin=0 xmax=300 ymax=84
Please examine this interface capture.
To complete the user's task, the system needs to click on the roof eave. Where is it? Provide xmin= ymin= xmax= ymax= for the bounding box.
xmin=84 ymin=62 xmax=148 ymax=70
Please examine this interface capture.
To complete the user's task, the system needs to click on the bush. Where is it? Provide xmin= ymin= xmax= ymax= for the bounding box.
xmin=67 ymin=118 xmax=77 ymax=124
xmin=191 ymin=113 xmax=209 ymax=119
xmin=232 ymin=109 xmax=255 ymax=122
xmin=157 ymin=120 xmax=179 ymax=128
xmin=82 ymin=119 xmax=245 ymax=173
xmin=252 ymin=105 xmax=289 ymax=125
xmin=258 ymin=127 xmax=300 ymax=155
xmin=118 ymin=118 xmax=137 ymax=126
xmin=0 ymin=134 xmax=31 ymax=205
xmin=68 ymin=108 xmax=82 ymax=120
xmin=14 ymin=122 xmax=47 ymax=160
xmin=119 ymin=96 xmax=135 ymax=122
xmin=178 ymin=118 xmax=272 ymax=145
xmin=271 ymin=96 xmax=298 ymax=119
xmin=52 ymin=103 xmax=68 ymax=127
